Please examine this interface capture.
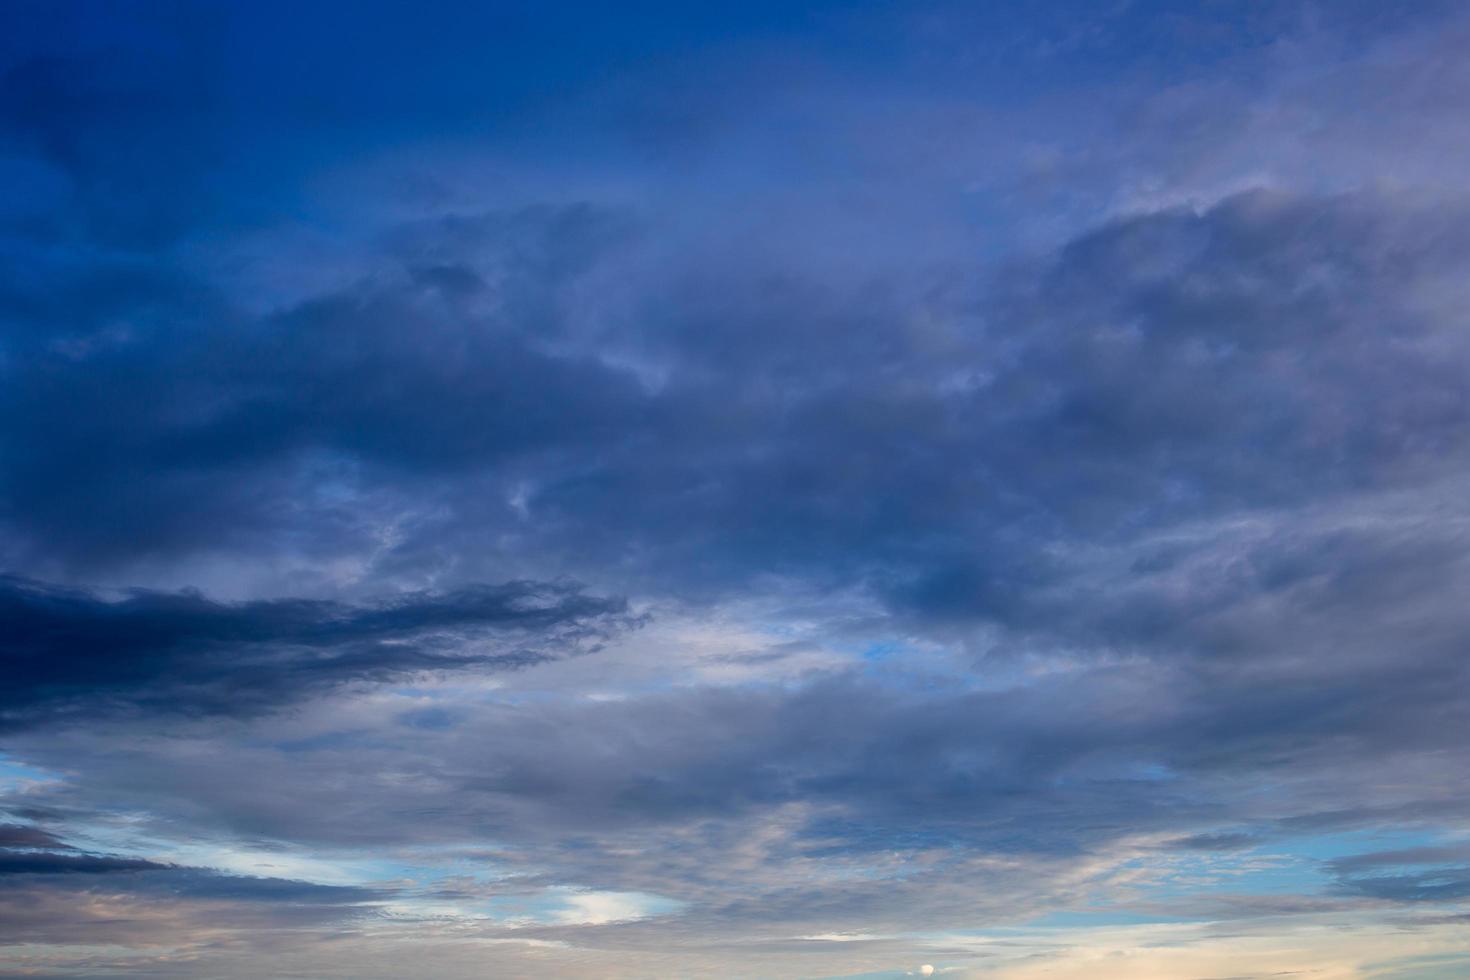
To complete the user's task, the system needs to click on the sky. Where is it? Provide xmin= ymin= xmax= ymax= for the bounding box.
xmin=2 ymin=1 xmax=1470 ymax=977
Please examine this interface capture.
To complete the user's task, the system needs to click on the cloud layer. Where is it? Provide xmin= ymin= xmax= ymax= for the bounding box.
xmin=3 ymin=1 xmax=1470 ymax=977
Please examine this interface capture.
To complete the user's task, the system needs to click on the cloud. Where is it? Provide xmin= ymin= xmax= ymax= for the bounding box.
xmin=3 ymin=181 xmax=1469 ymax=968
xmin=4 ymin=182 xmax=1470 ymax=961
xmin=0 ymin=819 xmax=388 ymax=956
xmin=0 ymin=575 xmax=634 ymax=729
xmin=4 ymin=2 xmax=1470 ymax=976
xmin=8 ymin=185 xmax=1466 ymax=613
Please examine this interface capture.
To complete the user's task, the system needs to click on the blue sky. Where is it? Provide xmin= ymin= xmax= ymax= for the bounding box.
xmin=3 ymin=2 xmax=1470 ymax=977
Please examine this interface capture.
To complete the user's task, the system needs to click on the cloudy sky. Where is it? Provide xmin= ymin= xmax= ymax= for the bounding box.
xmin=3 ymin=2 xmax=1470 ymax=977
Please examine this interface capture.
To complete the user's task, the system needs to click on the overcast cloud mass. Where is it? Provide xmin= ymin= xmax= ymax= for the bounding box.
xmin=3 ymin=2 xmax=1470 ymax=977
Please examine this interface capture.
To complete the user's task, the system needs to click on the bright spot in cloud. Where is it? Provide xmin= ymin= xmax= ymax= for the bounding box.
xmin=550 ymin=889 xmax=682 ymax=925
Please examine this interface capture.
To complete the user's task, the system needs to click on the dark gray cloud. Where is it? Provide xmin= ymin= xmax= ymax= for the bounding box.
xmin=6 ymin=188 xmax=1468 ymax=615
xmin=1335 ymin=869 xmax=1470 ymax=904
xmin=0 ymin=823 xmax=68 ymax=849
xmin=0 ymin=575 xmax=633 ymax=729
xmin=0 ymin=210 xmax=646 ymax=572
xmin=1329 ymin=845 xmax=1470 ymax=876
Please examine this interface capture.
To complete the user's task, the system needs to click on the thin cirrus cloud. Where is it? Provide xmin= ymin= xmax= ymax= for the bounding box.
xmin=2 ymin=1 xmax=1470 ymax=977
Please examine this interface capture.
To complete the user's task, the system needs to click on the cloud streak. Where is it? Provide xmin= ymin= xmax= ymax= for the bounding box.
xmin=0 ymin=576 xmax=633 ymax=729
